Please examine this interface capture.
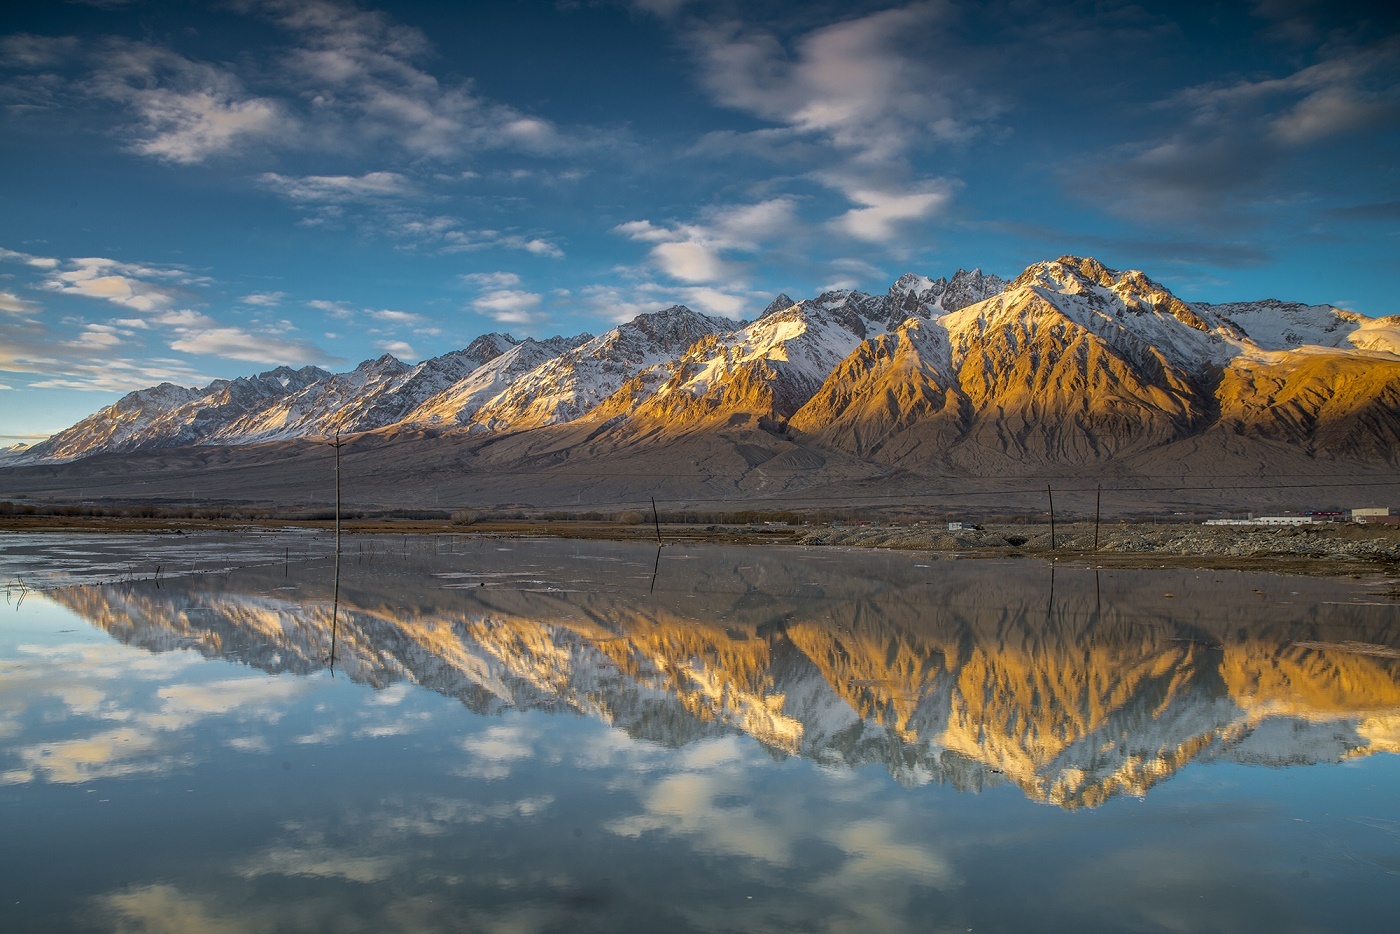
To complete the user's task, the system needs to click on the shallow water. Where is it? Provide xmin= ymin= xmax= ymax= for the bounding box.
xmin=1 ymin=535 xmax=1398 ymax=932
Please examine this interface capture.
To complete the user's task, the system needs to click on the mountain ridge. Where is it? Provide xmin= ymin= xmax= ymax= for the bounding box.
xmin=6 ymin=255 xmax=1399 ymax=509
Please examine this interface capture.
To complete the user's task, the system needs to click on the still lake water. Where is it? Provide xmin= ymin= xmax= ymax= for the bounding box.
xmin=1 ymin=533 xmax=1397 ymax=932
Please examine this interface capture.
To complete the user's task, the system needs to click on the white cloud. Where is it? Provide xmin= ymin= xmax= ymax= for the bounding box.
xmin=0 ymin=34 xmax=81 ymax=70
xmin=368 ymin=309 xmax=425 ymax=326
xmin=426 ymin=222 xmax=564 ymax=258
xmin=90 ymin=40 xmax=290 ymax=164
xmin=616 ymin=197 xmax=798 ymax=284
xmin=238 ymin=291 xmax=287 ymax=307
xmin=258 ymin=171 xmax=415 ymax=203
xmin=672 ymin=286 xmax=750 ymax=319
xmin=658 ymin=5 xmax=976 ymax=242
xmin=651 ymin=241 xmax=733 ymax=283
xmin=581 ymin=282 xmax=754 ymax=322
xmin=378 ymin=340 xmax=417 ymax=360
xmin=246 ymin=0 xmax=568 ymax=159
xmin=1083 ymin=40 xmax=1400 ymax=224
xmin=308 ymin=299 xmax=352 ymax=316
xmin=472 ymin=289 xmax=543 ymax=324
xmin=73 ymin=323 xmax=125 ymax=349
xmin=6 ymin=1 xmax=579 ymax=169
xmin=0 ymin=247 xmax=60 ymax=269
xmin=142 ymin=308 xmax=336 ymax=366
xmin=168 ymin=324 xmax=336 ymax=366
xmin=520 ymin=237 xmax=564 ymax=257
xmin=43 ymin=257 xmax=197 ymax=313
xmin=694 ymin=3 xmax=969 ymax=158
xmin=829 ymin=180 xmax=953 ymax=243
xmin=461 ymin=271 xmax=521 ymax=288
xmin=0 ymin=290 xmax=41 ymax=315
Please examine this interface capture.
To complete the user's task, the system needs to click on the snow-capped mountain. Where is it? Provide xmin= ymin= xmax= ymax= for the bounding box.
xmin=469 ymin=305 xmax=738 ymax=431
xmin=589 ymin=289 xmax=897 ymax=434
xmin=405 ymin=334 xmax=590 ymax=429
xmin=886 ymin=267 xmax=1006 ymax=322
xmin=10 ymin=256 xmax=1400 ymax=480
xmin=23 ymin=366 xmax=331 ymax=461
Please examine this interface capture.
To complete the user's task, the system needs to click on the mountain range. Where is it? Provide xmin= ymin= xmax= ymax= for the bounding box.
xmin=4 ymin=256 xmax=1399 ymax=512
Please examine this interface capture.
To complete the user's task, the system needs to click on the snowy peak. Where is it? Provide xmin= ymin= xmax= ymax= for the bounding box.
xmin=760 ymin=293 xmax=797 ymax=318
xmin=353 ymin=353 xmax=410 ymax=378
xmin=624 ymin=305 xmax=741 ymax=351
xmin=1200 ymin=298 xmax=1400 ymax=356
xmin=941 ymin=268 xmax=1006 ymax=312
xmin=462 ymin=332 xmax=520 ymax=365
xmin=887 ymin=268 xmax=1006 ymax=321
xmin=470 ymin=306 xmax=738 ymax=431
xmin=405 ymin=336 xmax=589 ymax=429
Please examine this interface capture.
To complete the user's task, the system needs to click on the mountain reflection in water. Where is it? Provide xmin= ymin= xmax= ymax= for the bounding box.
xmin=49 ymin=538 xmax=1400 ymax=809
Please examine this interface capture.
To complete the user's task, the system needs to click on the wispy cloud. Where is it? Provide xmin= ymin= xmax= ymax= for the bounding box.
xmin=237 ymin=291 xmax=287 ymax=307
xmin=580 ymin=281 xmax=753 ymax=322
xmin=4 ymin=0 xmax=576 ymax=167
xmin=258 ymin=171 xmax=416 ymax=202
xmin=0 ymin=247 xmax=341 ymax=386
xmin=242 ymin=0 xmax=569 ymax=159
xmin=43 ymin=256 xmax=201 ymax=313
xmin=1074 ymin=38 xmax=1400 ymax=225
xmin=616 ymin=197 xmax=798 ymax=284
xmin=155 ymin=309 xmax=339 ymax=366
xmin=377 ymin=339 xmax=416 ymax=360
xmin=461 ymin=271 xmax=521 ymax=289
xmin=0 ymin=290 xmax=42 ymax=315
xmin=826 ymin=179 xmax=953 ymax=244
xmin=0 ymin=309 xmax=215 ymax=391
xmin=0 ymin=246 xmax=60 ymax=269
xmin=88 ymin=40 xmax=291 ymax=164
xmin=664 ymin=2 xmax=981 ymax=243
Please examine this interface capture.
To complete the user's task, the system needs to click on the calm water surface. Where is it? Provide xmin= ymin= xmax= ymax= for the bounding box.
xmin=1 ymin=535 xmax=1397 ymax=932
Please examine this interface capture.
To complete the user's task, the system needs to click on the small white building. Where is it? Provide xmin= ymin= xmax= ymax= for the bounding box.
xmin=947 ymin=521 xmax=963 ymax=531
xmin=1204 ymin=516 xmax=1316 ymax=527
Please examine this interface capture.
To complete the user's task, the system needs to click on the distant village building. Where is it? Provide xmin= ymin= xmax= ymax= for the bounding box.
xmin=1352 ymin=507 xmax=1392 ymax=521
xmin=947 ymin=521 xmax=963 ymax=531
xmin=1204 ymin=516 xmax=1317 ymax=527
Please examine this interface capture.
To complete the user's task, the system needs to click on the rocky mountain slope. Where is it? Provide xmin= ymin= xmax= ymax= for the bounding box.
xmin=6 ymin=256 xmax=1399 ymax=509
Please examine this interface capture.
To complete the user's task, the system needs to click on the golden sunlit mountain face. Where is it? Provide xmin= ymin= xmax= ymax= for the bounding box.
xmin=47 ymin=541 xmax=1400 ymax=810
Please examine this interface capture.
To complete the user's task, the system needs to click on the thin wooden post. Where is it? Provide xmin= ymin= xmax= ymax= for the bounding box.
xmin=651 ymin=497 xmax=663 ymax=545
xmin=1047 ymin=483 xmax=1056 ymax=549
xmin=1094 ymin=484 xmax=1102 ymax=552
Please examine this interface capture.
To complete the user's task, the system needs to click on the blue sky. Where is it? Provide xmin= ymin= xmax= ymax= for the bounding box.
xmin=2 ymin=0 xmax=1398 ymax=442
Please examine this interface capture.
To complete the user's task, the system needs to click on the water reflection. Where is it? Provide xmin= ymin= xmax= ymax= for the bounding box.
xmin=40 ymin=539 xmax=1400 ymax=809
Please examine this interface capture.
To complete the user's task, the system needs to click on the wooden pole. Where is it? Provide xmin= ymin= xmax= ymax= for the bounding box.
xmin=651 ymin=497 xmax=663 ymax=545
xmin=1094 ymin=484 xmax=1102 ymax=552
xmin=333 ymin=430 xmax=342 ymax=563
xmin=1047 ymin=483 xmax=1056 ymax=549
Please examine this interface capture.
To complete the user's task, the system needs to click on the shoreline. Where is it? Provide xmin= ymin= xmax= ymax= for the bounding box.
xmin=2 ymin=515 xmax=1398 ymax=581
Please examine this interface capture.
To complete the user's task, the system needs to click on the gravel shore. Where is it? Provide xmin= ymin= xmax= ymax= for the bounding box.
xmin=794 ymin=521 xmax=1400 ymax=569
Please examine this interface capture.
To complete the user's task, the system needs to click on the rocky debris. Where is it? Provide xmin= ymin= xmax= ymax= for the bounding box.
xmin=795 ymin=522 xmax=1400 ymax=565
